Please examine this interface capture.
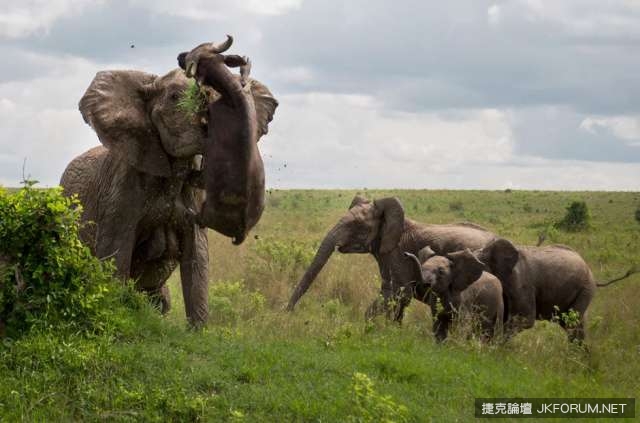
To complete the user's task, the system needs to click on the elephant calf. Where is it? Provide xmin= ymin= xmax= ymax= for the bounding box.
xmin=404 ymin=247 xmax=503 ymax=342
xmin=477 ymin=238 xmax=637 ymax=341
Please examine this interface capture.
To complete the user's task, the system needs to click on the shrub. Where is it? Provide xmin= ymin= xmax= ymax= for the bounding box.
xmin=448 ymin=201 xmax=464 ymax=212
xmin=635 ymin=206 xmax=640 ymax=224
xmin=208 ymin=279 xmax=265 ymax=326
xmin=555 ymin=201 xmax=590 ymax=231
xmin=0 ymin=183 xmax=122 ymax=338
xmin=348 ymin=372 xmax=408 ymax=423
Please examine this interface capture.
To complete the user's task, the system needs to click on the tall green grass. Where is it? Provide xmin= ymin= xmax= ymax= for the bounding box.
xmin=1 ymin=189 xmax=638 ymax=421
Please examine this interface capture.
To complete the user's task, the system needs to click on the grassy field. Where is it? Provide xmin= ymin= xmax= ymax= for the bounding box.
xmin=1 ymin=189 xmax=639 ymax=421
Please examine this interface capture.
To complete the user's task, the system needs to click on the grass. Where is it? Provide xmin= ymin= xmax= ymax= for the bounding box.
xmin=177 ymin=79 xmax=207 ymax=118
xmin=1 ymin=189 xmax=639 ymax=421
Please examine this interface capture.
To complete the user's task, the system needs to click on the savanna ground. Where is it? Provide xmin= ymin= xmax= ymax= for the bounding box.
xmin=1 ymin=189 xmax=639 ymax=421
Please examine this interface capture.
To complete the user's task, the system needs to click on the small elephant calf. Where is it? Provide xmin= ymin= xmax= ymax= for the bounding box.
xmin=404 ymin=247 xmax=503 ymax=342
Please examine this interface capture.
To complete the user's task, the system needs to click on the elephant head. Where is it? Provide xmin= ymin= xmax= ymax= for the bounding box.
xmin=177 ymin=36 xmax=278 ymax=244
xmin=475 ymin=237 xmax=520 ymax=281
xmin=404 ymin=248 xmax=485 ymax=302
xmin=79 ymin=69 xmax=208 ymax=177
xmin=286 ymin=195 xmax=405 ymax=311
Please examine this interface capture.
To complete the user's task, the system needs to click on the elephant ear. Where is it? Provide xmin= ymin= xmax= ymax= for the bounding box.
xmin=79 ymin=70 xmax=172 ymax=177
xmin=447 ymin=249 xmax=484 ymax=293
xmin=418 ymin=246 xmax=436 ymax=263
xmin=348 ymin=194 xmax=371 ymax=209
xmin=481 ymin=238 xmax=519 ymax=280
xmin=373 ymin=197 xmax=405 ymax=254
xmin=249 ymin=79 xmax=278 ymax=139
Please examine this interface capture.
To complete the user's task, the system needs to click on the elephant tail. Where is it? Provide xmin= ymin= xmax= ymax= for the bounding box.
xmin=596 ymin=266 xmax=639 ymax=287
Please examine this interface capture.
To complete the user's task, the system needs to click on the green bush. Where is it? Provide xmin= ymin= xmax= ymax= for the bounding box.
xmin=555 ymin=201 xmax=590 ymax=231
xmin=348 ymin=372 xmax=408 ymax=423
xmin=0 ymin=183 xmax=123 ymax=338
xmin=208 ymin=279 xmax=265 ymax=326
xmin=635 ymin=206 xmax=640 ymax=224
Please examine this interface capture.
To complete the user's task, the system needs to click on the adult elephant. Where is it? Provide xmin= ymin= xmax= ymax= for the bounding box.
xmin=286 ymin=195 xmax=497 ymax=321
xmin=61 ymin=37 xmax=277 ymax=326
xmin=476 ymin=238 xmax=637 ymax=341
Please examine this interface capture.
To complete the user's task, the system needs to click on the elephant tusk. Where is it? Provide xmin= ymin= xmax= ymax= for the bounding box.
xmin=186 ymin=61 xmax=198 ymax=78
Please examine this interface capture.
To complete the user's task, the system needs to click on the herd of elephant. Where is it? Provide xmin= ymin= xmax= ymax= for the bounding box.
xmin=60 ymin=37 xmax=634 ymax=343
xmin=286 ymin=195 xmax=635 ymax=342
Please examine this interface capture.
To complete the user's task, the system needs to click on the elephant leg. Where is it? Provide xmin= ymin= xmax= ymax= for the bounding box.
xmin=133 ymin=258 xmax=178 ymax=314
xmin=391 ymin=288 xmax=413 ymax=323
xmin=143 ymin=284 xmax=172 ymax=314
xmin=365 ymin=295 xmax=387 ymax=321
xmin=95 ymin=214 xmax=138 ymax=279
xmin=433 ymin=313 xmax=452 ymax=342
xmin=504 ymin=312 xmax=535 ymax=339
xmin=180 ymin=224 xmax=209 ymax=327
xmin=561 ymin=288 xmax=594 ymax=343
xmin=365 ymin=276 xmax=394 ymax=321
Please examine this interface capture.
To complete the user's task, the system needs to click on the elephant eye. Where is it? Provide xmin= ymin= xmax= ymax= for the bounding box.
xmin=170 ymin=92 xmax=180 ymax=102
xmin=437 ymin=268 xmax=445 ymax=276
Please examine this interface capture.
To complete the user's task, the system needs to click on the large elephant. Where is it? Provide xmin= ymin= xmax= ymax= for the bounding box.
xmin=404 ymin=247 xmax=503 ymax=342
xmin=60 ymin=37 xmax=277 ymax=326
xmin=286 ymin=195 xmax=497 ymax=321
xmin=476 ymin=238 xmax=637 ymax=341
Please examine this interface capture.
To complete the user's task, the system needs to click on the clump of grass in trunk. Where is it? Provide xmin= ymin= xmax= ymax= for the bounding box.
xmin=177 ymin=79 xmax=207 ymax=118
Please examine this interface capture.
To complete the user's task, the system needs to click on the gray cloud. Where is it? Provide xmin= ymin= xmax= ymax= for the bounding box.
xmin=0 ymin=0 xmax=639 ymax=188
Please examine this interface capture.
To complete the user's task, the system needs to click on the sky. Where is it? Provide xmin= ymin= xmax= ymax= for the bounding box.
xmin=1 ymin=0 xmax=639 ymax=190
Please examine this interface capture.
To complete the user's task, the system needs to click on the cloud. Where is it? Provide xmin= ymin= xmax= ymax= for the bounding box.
xmin=261 ymin=92 xmax=514 ymax=188
xmin=0 ymin=51 xmax=127 ymax=186
xmin=0 ymin=0 xmax=100 ymax=39
xmin=487 ymin=4 xmax=501 ymax=26
xmin=580 ymin=115 xmax=640 ymax=142
xmin=1 ymin=0 xmax=639 ymax=189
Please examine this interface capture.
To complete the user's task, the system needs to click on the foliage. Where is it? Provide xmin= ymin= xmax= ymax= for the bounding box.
xmin=177 ymin=78 xmax=207 ymax=118
xmin=0 ymin=189 xmax=638 ymax=420
xmin=252 ymin=238 xmax=315 ymax=273
xmin=635 ymin=205 xmax=640 ymax=224
xmin=208 ymin=279 xmax=265 ymax=326
xmin=448 ymin=200 xmax=464 ymax=212
xmin=555 ymin=201 xmax=591 ymax=231
xmin=552 ymin=306 xmax=581 ymax=329
xmin=348 ymin=372 xmax=408 ymax=423
xmin=0 ymin=183 xmax=125 ymax=338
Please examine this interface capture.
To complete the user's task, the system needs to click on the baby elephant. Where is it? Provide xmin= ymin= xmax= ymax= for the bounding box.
xmin=404 ymin=247 xmax=503 ymax=342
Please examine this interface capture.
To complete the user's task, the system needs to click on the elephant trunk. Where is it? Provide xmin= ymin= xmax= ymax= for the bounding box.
xmin=403 ymin=252 xmax=426 ymax=286
xmin=286 ymin=224 xmax=341 ymax=311
xmin=187 ymin=46 xmax=264 ymax=244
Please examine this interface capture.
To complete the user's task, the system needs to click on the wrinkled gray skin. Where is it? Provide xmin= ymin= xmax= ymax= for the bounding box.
xmin=60 ymin=38 xmax=277 ymax=327
xmin=404 ymin=247 xmax=503 ymax=342
xmin=286 ymin=195 xmax=497 ymax=321
xmin=476 ymin=238 xmax=636 ymax=341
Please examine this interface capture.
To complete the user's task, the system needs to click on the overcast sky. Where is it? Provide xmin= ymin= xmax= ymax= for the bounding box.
xmin=1 ymin=0 xmax=639 ymax=190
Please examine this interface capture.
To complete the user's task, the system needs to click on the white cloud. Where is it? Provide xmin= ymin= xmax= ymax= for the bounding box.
xmin=128 ymin=0 xmax=302 ymax=19
xmin=245 ymin=0 xmax=302 ymax=16
xmin=261 ymin=92 xmax=514 ymax=188
xmin=487 ymin=4 xmax=501 ymax=26
xmin=0 ymin=0 xmax=100 ymax=38
xmin=580 ymin=115 xmax=640 ymax=141
xmin=498 ymin=0 xmax=640 ymax=39
xmin=0 ymin=51 xmax=129 ymax=186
